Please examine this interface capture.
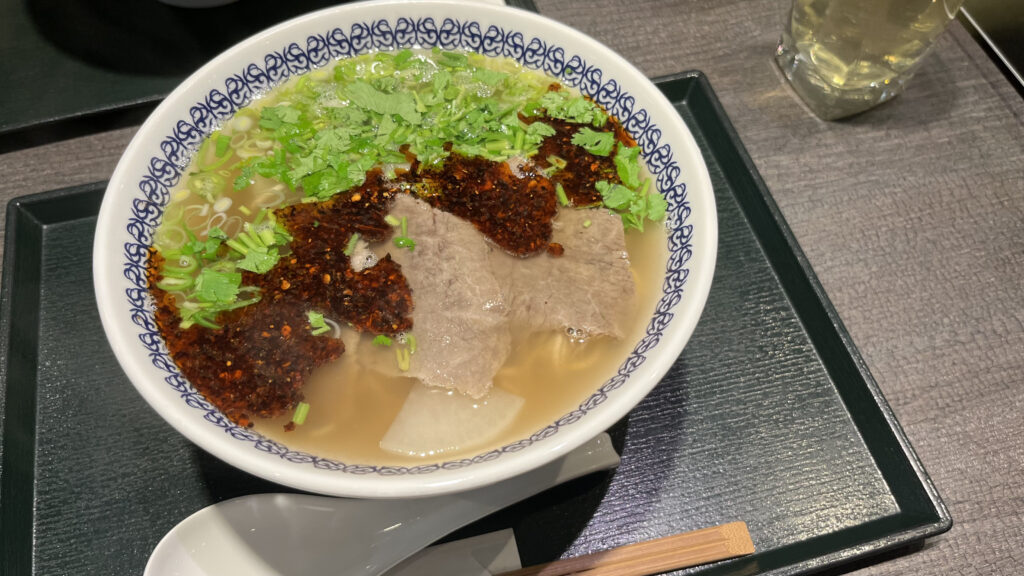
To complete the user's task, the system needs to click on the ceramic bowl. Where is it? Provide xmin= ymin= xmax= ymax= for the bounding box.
xmin=93 ymin=0 xmax=717 ymax=498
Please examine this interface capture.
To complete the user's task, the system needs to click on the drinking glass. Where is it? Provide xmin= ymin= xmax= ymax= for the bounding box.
xmin=775 ymin=0 xmax=965 ymax=120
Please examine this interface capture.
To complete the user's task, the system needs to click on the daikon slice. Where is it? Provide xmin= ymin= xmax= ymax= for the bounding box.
xmin=380 ymin=384 xmax=524 ymax=458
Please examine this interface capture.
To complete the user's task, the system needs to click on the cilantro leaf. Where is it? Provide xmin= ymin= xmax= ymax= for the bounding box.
xmin=647 ymin=191 xmax=668 ymax=222
xmin=259 ymin=105 xmax=302 ymax=131
xmin=307 ymin=311 xmax=331 ymax=336
xmin=193 ymin=267 xmax=241 ymax=303
xmin=346 ymin=81 xmax=422 ymax=125
xmin=438 ymin=51 xmax=468 ymax=68
xmin=526 ymin=121 xmax=556 ymax=139
xmin=614 ymin=143 xmax=642 ymax=188
xmin=596 ymin=180 xmax=634 ymax=210
xmin=540 ymin=91 xmax=608 ymax=126
xmin=472 ymin=68 xmax=507 ymax=86
xmin=393 ymin=49 xmax=415 ymax=69
xmin=595 ymin=175 xmax=667 ymax=232
xmin=571 ymin=127 xmax=615 ymax=156
xmin=237 ymin=247 xmax=279 ymax=274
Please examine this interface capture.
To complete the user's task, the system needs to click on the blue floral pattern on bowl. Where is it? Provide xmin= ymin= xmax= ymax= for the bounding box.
xmin=121 ymin=16 xmax=693 ymax=476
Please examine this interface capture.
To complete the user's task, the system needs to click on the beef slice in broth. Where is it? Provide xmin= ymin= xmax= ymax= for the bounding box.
xmin=364 ymin=194 xmax=511 ymax=398
xmin=490 ymin=207 xmax=636 ymax=339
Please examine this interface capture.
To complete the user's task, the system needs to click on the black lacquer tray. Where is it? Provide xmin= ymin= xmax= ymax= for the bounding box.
xmin=0 ymin=73 xmax=950 ymax=576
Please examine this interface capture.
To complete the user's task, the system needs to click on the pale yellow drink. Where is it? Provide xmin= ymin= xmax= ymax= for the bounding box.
xmin=776 ymin=0 xmax=964 ymax=119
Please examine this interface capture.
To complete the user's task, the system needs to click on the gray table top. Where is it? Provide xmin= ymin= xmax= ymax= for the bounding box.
xmin=1 ymin=1 xmax=1021 ymax=574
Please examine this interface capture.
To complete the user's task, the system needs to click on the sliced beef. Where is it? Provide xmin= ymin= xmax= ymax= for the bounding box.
xmin=490 ymin=207 xmax=636 ymax=339
xmin=368 ymin=195 xmax=511 ymax=398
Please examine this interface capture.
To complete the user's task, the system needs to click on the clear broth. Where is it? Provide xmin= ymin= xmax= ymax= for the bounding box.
xmin=252 ymin=223 xmax=667 ymax=464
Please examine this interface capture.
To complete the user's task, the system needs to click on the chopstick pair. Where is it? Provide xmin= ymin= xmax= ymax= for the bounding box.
xmin=496 ymin=521 xmax=754 ymax=576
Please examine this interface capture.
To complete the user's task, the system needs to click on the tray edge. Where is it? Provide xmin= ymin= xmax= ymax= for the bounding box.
xmin=652 ymin=70 xmax=952 ymax=573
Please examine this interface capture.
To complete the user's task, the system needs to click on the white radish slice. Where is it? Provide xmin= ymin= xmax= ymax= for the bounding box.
xmin=380 ymin=384 xmax=524 ymax=458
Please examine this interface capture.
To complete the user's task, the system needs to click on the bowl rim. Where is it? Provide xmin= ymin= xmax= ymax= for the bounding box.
xmin=93 ymin=0 xmax=718 ymax=498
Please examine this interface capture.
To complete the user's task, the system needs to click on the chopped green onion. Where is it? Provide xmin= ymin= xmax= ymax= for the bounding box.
xmin=215 ymin=133 xmax=231 ymax=158
xmin=400 ymin=216 xmax=408 ymax=236
xmin=547 ymin=155 xmax=568 ymax=170
xmin=393 ymin=236 xmax=416 ymax=250
xmin=189 ymin=314 xmax=222 ymax=330
xmin=384 ymin=215 xmax=401 ymax=227
xmin=238 ymin=205 xmax=252 ymax=216
xmin=583 ymin=219 xmax=592 ymax=228
xmin=344 ymin=232 xmax=361 ymax=257
xmin=292 ymin=402 xmax=310 ymax=425
xmin=373 ymin=334 xmax=393 ymax=347
xmin=155 ymin=276 xmax=194 ymax=292
xmin=395 ymin=347 xmax=411 ymax=372
xmin=162 ymin=255 xmax=198 ymax=277
xmin=258 ymin=228 xmax=277 ymax=247
xmin=555 ymin=183 xmax=569 ymax=206
xmin=406 ymin=333 xmax=417 ymax=355
xmin=225 ymin=239 xmax=249 ymax=256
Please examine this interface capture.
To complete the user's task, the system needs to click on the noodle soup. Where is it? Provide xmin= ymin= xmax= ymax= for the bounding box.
xmin=148 ymin=48 xmax=670 ymax=463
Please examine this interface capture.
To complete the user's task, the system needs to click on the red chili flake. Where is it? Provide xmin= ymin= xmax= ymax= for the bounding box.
xmin=417 ymin=153 xmax=557 ymax=256
xmin=150 ymin=286 xmax=346 ymax=425
xmin=530 ymin=114 xmax=634 ymax=207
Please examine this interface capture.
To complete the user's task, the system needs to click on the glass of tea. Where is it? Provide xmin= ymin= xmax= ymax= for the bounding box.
xmin=775 ymin=0 xmax=965 ymax=120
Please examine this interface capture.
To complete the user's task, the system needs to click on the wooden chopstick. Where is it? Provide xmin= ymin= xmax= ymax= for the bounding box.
xmin=496 ymin=521 xmax=754 ymax=576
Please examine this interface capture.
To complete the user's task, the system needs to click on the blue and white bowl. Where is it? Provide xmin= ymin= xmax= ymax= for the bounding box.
xmin=93 ymin=0 xmax=717 ymax=498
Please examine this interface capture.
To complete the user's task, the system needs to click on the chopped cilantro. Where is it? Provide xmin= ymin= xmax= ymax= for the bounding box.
xmin=193 ymin=266 xmax=241 ymax=303
xmin=307 ymin=311 xmax=331 ymax=336
xmin=393 ymin=49 xmax=414 ymax=69
xmin=571 ymin=127 xmax=615 ymax=156
xmin=596 ymin=181 xmax=634 ymax=211
xmin=346 ymin=81 xmax=422 ymax=125
xmin=540 ymin=91 xmax=608 ymax=127
xmin=595 ymin=172 xmax=668 ymax=232
xmin=438 ymin=51 xmax=468 ymax=68
xmin=472 ymin=68 xmax=507 ymax=86
xmin=237 ymin=247 xmax=279 ymax=274
xmin=524 ymin=121 xmax=556 ymax=149
xmin=614 ymin=143 xmax=642 ymax=188
xmin=259 ymin=105 xmax=302 ymax=131
xmin=373 ymin=334 xmax=393 ymax=347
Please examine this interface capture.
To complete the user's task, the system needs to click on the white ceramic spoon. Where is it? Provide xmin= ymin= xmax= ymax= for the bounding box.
xmin=145 ymin=433 xmax=619 ymax=576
